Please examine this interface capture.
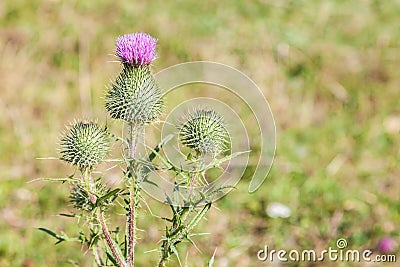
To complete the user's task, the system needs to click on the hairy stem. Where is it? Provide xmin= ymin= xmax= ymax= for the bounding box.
xmin=127 ymin=122 xmax=141 ymax=267
xmin=83 ymin=170 xmax=104 ymax=267
xmin=98 ymin=211 xmax=127 ymax=267
xmin=127 ymin=190 xmax=136 ymax=267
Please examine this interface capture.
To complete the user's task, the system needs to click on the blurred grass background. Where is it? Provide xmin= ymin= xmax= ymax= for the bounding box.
xmin=1 ymin=0 xmax=399 ymax=266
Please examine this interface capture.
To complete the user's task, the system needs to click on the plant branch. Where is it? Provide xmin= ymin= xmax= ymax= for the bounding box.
xmin=157 ymin=203 xmax=211 ymax=266
xmin=157 ymin=258 xmax=166 ymax=267
xmin=98 ymin=211 xmax=127 ymax=267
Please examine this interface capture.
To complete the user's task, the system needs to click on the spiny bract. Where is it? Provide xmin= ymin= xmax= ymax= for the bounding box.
xmin=69 ymin=182 xmax=94 ymax=211
xmin=60 ymin=121 xmax=109 ymax=171
xmin=105 ymin=65 xmax=164 ymax=124
xmin=178 ymin=108 xmax=228 ymax=155
xmin=69 ymin=182 xmax=110 ymax=212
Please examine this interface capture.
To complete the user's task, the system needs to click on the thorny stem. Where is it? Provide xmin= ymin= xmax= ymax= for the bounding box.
xmin=83 ymin=167 xmax=90 ymax=190
xmin=157 ymin=208 xmax=209 ymax=265
xmin=127 ymin=122 xmax=141 ymax=267
xmin=98 ymin=211 xmax=127 ymax=267
xmin=157 ymin=259 xmax=166 ymax=267
xmin=90 ymin=199 xmax=104 ymax=267
xmin=83 ymin=170 xmax=105 ymax=266
xmin=157 ymin=154 xmax=212 ymax=267
xmin=128 ymin=188 xmax=136 ymax=267
xmin=188 ymin=173 xmax=196 ymax=196
xmin=83 ymin=167 xmax=98 ymax=206
xmin=188 ymin=161 xmax=203 ymax=203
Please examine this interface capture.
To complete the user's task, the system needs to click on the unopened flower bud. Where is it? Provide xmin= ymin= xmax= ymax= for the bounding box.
xmin=60 ymin=121 xmax=109 ymax=171
xmin=178 ymin=108 xmax=228 ymax=155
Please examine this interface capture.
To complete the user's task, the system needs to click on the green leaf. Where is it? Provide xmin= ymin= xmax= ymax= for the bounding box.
xmin=32 ymin=176 xmax=79 ymax=183
xmin=171 ymin=245 xmax=182 ymax=267
xmin=58 ymin=213 xmax=79 ymax=218
xmin=187 ymin=203 xmax=211 ymax=230
xmin=88 ymin=233 xmax=100 ymax=249
xmin=96 ymin=188 xmax=123 ymax=205
xmin=148 ymin=134 xmax=174 ymax=162
xmin=186 ymin=235 xmax=196 ymax=247
xmin=105 ymin=250 xmax=118 ymax=266
xmin=78 ymin=231 xmax=87 ymax=245
xmin=145 ymin=145 xmax=174 ymax=170
xmin=165 ymin=195 xmax=176 ymax=215
xmin=124 ymin=235 xmax=128 ymax=259
xmin=38 ymin=228 xmax=79 ymax=244
xmin=165 ymin=225 xmax=170 ymax=236
xmin=38 ymin=228 xmax=59 ymax=239
xmin=211 ymin=150 xmax=250 ymax=167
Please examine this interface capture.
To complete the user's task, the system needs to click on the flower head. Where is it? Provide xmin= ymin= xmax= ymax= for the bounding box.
xmin=378 ymin=237 xmax=397 ymax=253
xmin=116 ymin=32 xmax=157 ymax=66
xmin=60 ymin=121 xmax=109 ymax=171
xmin=177 ymin=108 xmax=228 ymax=155
xmin=266 ymin=202 xmax=291 ymax=218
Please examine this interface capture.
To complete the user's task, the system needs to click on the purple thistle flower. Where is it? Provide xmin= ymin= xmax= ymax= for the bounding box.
xmin=377 ymin=237 xmax=397 ymax=253
xmin=115 ymin=32 xmax=157 ymax=66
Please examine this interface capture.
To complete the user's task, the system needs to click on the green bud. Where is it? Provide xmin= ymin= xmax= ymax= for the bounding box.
xmin=60 ymin=121 xmax=109 ymax=171
xmin=69 ymin=182 xmax=109 ymax=211
xmin=70 ymin=183 xmax=94 ymax=211
xmin=105 ymin=65 xmax=164 ymax=124
xmin=177 ymin=108 xmax=228 ymax=155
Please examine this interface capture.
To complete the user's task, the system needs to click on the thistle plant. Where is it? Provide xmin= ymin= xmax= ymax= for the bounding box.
xmin=106 ymin=32 xmax=164 ymax=267
xmin=40 ymin=32 xmax=241 ymax=267
xmin=157 ymin=108 xmax=230 ymax=267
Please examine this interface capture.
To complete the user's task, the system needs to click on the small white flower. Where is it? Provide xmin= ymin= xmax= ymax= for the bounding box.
xmin=266 ymin=202 xmax=291 ymax=218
